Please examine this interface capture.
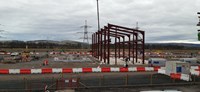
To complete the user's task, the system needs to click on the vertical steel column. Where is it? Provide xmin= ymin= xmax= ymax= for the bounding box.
xmin=95 ymin=32 xmax=98 ymax=58
xmin=92 ymin=34 xmax=94 ymax=56
xmin=128 ymin=35 xmax=130 ymax=60
xmin=132 ymin=34 xmax=135 ymax=64
xmin=97 ymin=32 xmax=100 ymax=59
xmin=122 ymin=36 xmax=125 ymax=59
xmin=107 ymin=27 xmax=110 ymax=64
xmin=136 ymin=34 xmax=138 ymax=63
xmin=118 ymin=37 xmax=120 ymax=58
xmin=100 ymin=30 xmax=103 ymax=61
xmin=142 ymin=32 xmax=145 ymax=64
xmin=115 ymin=31 xmax=117 ymax=65
xmin=104 ymin=28 xmax=106 ymax=63
xmin=93 ymin=33 xmax=95 ymax=57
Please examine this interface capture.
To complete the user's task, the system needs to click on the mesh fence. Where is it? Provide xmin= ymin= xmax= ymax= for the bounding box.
xmin=0 ymin=73 xmax=200 ymax=92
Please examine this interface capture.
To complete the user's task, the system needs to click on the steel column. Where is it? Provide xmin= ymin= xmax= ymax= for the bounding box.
xmin=142 ymin=33 xmax=145 ymax=64
xmin=107 ymin=27 xmax=110 ymax=64
xmin=92 ymin=34 xmax=94 ymax=56
xmin=93 ymin=33 xmax=95 ymax=57
xmin=104 ymin=28 xmax=106 ymax=63
xmin=118 ymin=37 xmax=120 ymax=58
xmin=115 ymin=30 xmax=117 ymax=65
xmin=97 ymin=32 xmax=99 ymax=59
xmin=100 ymin=31 xmax=103 ymax=61
xmin=132 ymin=34 xmax=134 ymax=64
xmin=128 ymin=35 xmax=130 ymax=60
xmin=136 ymin=34 xmax=138 ymax=63
xmin=122 ymin=36 xmax=125 ymax=59
xmin=95 ymin=32 xmax=98 ymax=58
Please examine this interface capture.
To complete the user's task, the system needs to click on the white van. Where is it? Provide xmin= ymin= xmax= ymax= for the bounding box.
xmin=179 ymin=58 xmax=198 ymax=65
xmin=148 ymin=58 xmax=166 ymax=67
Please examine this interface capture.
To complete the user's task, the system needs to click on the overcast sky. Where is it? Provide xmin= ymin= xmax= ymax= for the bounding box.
xmin=0 ymin=0 xmax=200 ymax=43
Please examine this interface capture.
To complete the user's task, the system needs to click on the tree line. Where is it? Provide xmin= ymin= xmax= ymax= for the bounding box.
xmin=0 ymin=41 xmax=199 ymax=50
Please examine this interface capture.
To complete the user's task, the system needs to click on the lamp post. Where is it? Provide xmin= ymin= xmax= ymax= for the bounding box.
xmin=96 ymin=0 xmax=100 ymax=31
xmin=96 ymin=0 xmax=100 ymax=59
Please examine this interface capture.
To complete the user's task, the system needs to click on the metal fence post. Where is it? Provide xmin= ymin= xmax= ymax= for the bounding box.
xmin=194 ymin=75 xmax=196 ymax=82
xmin=29 ymin=80 xmax=32 ymax=92
xmin=150 ymin=74 xmax=153 ymax=85
xmin=52 ymin=77 xmax=54 ymax=86
xmin=125 ymin=74 xmax=128 ymax=85
xmin=172 ymin=78 xmax=175 ymax=83
xmin=77 ymin=77 xmax=80 ymax=88
xmin=56 ymin=79 xmax=58 ymax=90
xmin=24 ymin=77 xmax=26 ymax=90
xmin=99 ymin=75 xmax=104 ymax=86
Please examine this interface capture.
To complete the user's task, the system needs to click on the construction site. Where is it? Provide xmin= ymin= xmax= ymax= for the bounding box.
xmin=0 ymin=20 xmax=200 ymax=92
xmin=0 ymin=0 xmax=200 ymax=92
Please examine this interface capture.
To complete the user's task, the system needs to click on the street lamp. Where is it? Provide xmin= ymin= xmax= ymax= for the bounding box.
xmin=96 ymin=0 xmax=100 ymax=31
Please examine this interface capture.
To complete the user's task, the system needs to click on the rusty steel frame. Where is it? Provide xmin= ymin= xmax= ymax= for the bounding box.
xmin=92 ymin=23 xmax=145 ymax=64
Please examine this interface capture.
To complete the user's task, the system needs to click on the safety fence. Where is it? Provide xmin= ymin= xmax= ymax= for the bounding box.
xmin=49 ymin=52 xmax=92 ymax=55
xmin=0 ymin=66 xmax=161 ymax=74
xmin=0 ymin=73 xmax=200 ymax=92
xmin=157 ymin=66 xmax=200 ymax=81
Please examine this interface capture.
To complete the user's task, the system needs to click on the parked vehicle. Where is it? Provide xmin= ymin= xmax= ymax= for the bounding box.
xmin=13 ymin=56 xmax=22 ymax=62
xmin=179 ymin=58 xmax=198 ymax=65
xmin=165 ymin=61 xmax=190 ymax=76
xmin=11 ymin=52 xmax=20 ymax=56
xmin=148 ymin=58 xmax=166 ymax=67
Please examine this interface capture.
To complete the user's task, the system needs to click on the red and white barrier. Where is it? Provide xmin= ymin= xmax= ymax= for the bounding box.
xmin=170 ymin=73 xmax=191 ymax=81
xmin=158 ymin=69 xmax=166 ymax=74
xmin=190 ymin=69 xmax=200 ymax=76
xmin=191 ymin=66 xmax=200 ymax=70
xmin=0 ymin=66 xmax=160 ymax=74
xmin=158 ymin=68 xmax=191 ymax=81
xmin=189 ymin=66 xmax=200 ymax=76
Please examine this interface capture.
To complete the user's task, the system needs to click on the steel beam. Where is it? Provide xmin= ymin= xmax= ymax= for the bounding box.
xmin=108 ymin=23 xmax=144 ymax=33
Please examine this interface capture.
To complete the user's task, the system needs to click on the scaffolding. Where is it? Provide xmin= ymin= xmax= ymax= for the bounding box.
xmin=92 ymin=23 xmax=145 ymax=64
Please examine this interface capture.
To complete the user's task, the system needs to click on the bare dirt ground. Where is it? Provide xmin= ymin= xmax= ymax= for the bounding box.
xmin=0 ymin=57 xmax=100 ymax=69
xmin=0 ymin=54 xmax=147 ymax=69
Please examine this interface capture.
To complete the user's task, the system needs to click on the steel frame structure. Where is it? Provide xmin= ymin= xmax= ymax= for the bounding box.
xmin=92 ymin=23 xmax=145 ymax=64
xmin=197 ymin=12 xmax=200 ymax=41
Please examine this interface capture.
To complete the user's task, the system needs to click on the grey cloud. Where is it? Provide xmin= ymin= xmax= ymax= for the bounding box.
xmin=0 ymin=0 xmax=199 ymax=43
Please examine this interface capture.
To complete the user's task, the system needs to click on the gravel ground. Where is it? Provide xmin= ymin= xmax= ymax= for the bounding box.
xmin=0 ymin=54 xmax=148 ymax=69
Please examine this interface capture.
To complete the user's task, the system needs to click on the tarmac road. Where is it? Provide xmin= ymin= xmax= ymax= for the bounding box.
xmin=0 ymin=72 xmax=200 ymax=92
